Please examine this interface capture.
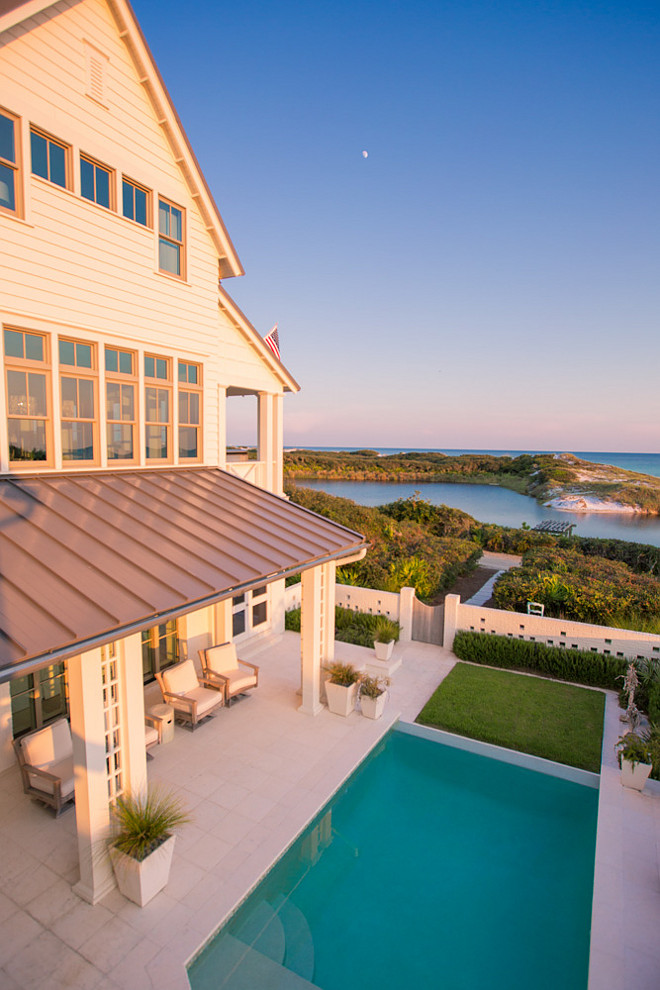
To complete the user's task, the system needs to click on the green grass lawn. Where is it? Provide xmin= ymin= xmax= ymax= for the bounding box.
xmin=416 ymin=662 xmax=605 ymax=772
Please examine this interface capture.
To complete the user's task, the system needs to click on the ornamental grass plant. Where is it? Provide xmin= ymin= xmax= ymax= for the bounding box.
xmin=111 ymin=788 xmax=191 ymax=862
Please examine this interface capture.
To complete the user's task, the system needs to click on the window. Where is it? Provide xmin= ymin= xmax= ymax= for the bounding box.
xmin=178 ymin=360 xmax=201 ymax=460
xmin=141 ymin=621 xmax=179 ymax=683
xmin=144 ymin=353 xmax=171 ymax=460
xmin=158 ymin=197 xmax=184 ymax=277
xmin=122 ymin=177 xmax=150 ymax=227
xmin=4 ymin=328 xmax=51 ymax=463
xmin=30 ymin=128 xmax=68 ymax=189
xmin=80 ymin=154 xmax=112 ymax=209
xmin=105 ymin=347 xmax=137 ymax=461
xmin=59 ymin=337 xmax=97 ymax=462
xmin=0 ymin=108 xmax=20 ymax=215
xmin=10 ymin=663 xmax=68 ymax=737
xmin=232 ymin=587 xmax=269 ymax=638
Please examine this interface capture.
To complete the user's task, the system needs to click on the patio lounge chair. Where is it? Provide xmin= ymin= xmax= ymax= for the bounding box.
xmin=14 ymin=717 xmax=75 ymax=816
xmin=155 ymin=658 xmax=224 ymax=729
xmin=198 ymin=642 xmax=259 ymax=705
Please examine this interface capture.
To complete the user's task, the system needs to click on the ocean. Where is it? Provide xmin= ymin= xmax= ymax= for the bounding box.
xmin=286 ymin=448 xmax=660 ymax=546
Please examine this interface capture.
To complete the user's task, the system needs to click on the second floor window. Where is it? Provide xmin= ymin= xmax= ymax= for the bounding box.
xmin=59 ymin=338 xmax=97 ymax=462
xmin=145 ymin=354 xmax=171 ymax=460
xmin=122 ymin=177 xmax=150 ymax=227
xmin=4 ymin=328 xmax=51 ymax=463
xmin=105 ymin=347 xmax=137 ymax=461
xmin=158 ymin=198 xmax=184 ymax=277
xmin=178 ymin=361 xmax=201 ymax=460
xmin=81 ymin=155 xmax=112 ymax=209
xmin=30 ymin=128 xmax=68 ymax=189
xmin=0 ymin=109 xmax=19 ymax=215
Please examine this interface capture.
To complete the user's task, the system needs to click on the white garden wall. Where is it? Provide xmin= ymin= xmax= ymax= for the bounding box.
xmin=284 ymin=582 xmax=415 ymax=641
xmin=443 ymin=593 xmax=660 ymax=662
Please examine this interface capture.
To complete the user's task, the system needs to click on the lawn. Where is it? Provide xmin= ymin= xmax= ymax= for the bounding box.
xmin=416 ymin=662 xmax=605 ymax=772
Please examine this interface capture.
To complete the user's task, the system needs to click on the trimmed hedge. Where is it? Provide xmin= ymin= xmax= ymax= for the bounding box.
xmin=452 ymin=630 xmax=627 ymax=690
xmin=285 ymin=605 xmax=382 ymax=649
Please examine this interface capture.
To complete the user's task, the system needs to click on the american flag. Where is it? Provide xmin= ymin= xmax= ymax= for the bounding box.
xmin=263 ymin=324 xmax=280 ymax=361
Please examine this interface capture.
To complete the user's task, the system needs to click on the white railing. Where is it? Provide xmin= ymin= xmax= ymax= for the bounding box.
xmin=443 ymin=594 xmax=660 ymax=662
xmin=224 ymin=459 xmax=268 ymax=488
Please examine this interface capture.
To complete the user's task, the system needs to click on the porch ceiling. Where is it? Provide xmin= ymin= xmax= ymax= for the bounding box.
xmin=0 ymin=467 xmax=367 ymax=677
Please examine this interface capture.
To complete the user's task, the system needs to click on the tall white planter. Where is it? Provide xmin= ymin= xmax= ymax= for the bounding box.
xmin=621 ymin=759 xmax=652 ymax=792
xmin=110 ymin=834 xmax=176 ymax=906
xmin=325 ymin=681 xmax=358 ymax=717
xmin=374 ymin=639 xmax=394 ymax=661
xmin=360 ymin=691 xmax=387 ymax=720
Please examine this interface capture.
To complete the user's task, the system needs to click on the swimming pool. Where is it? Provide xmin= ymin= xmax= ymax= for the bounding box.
xmin=189 ymin=728 xmax=599 ymax=989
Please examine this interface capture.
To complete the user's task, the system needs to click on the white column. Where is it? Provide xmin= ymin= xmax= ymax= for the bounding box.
xmin=258 ymin=392 xmax=274 ymax=491
xmin=444 ymin=593 xmax=461 ymax=652
xmin=217 ymin=385 xmax=227 ymax=468
xmin=273 ymin=394 xmax=284 ymax=495
xmin=299 ymin=562 xmax=336 ymax=716
xmin=120 ymin=634 xmax=148 ymax=796
xmin=399 ymin=586 xmax=415 ymax=643
xmin=0 ymin=681 xmax=13 ymax=772
xmin=68 ymin=648 xmax=116 ymax=905
xmin=215 ymin=598 xmax=233 ymax=643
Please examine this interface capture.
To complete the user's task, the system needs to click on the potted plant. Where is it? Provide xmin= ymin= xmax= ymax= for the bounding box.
xmin=616 ymin=731 xmax=653 ymax=792
xmin=109 ymin=787 xmax=191 ymax=906
xmin=324 ymin=662 xmax=360 ymax=717
xmin=373 ymin=616 xmax=400 ymax=662
xmin=359 ymin=673 xmax=388 ymax=720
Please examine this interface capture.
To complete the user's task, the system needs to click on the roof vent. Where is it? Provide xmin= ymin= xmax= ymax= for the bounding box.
xmin=84 ymin=41 xmax=109 ymax=107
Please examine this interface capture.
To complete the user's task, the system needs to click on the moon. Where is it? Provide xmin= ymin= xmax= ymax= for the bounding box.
xmin=362 ymin=150 xmax=368 ymax=158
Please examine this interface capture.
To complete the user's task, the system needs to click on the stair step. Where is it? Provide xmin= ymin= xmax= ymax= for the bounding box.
xmin=191 ymin=933 xmax=322 ymax=990
xmin=232 ymin=899 xmax=285 ymax=965
xmin=272 ymin=895 xmax=315 ymax=982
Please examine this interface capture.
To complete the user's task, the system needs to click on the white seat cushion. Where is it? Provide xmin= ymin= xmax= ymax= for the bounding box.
xmin=225 ymin=668 xmax=257 ymax=695
xmin=184 ymin=686 xmax=223 ymax=717
xmin=21 ymin=719 xmax=73 ymax=769
xmin=28 ymin=755 xmax=74 ymax=798
xmin=162 ymin=659 xmax=199 ymax=695
xmin=205 ymin=643 xmax=238 ymax=673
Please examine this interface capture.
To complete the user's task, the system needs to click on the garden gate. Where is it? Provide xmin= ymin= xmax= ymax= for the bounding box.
xmin=411 ymin=598 xmax=444 ymax=646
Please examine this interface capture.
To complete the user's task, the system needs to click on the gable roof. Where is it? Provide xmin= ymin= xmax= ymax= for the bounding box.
xmin=218 ymin=286 xmax=301 ymax=393
xmin=0 ymin=0 xmax=243 ymax=278
xmin=0 ymin=467 xmax=367 ymax=680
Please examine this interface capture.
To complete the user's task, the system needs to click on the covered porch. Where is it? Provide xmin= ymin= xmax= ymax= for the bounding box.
xmin=0 ymin=633 xmax=453 ymax=989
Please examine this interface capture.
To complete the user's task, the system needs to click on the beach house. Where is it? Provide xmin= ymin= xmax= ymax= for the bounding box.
xmin=0 ymin=0 xmax=366 ymax=905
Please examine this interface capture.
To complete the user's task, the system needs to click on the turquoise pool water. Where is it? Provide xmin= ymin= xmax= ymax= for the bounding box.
xmin=189 ymin=730 xmax=599 ymax=990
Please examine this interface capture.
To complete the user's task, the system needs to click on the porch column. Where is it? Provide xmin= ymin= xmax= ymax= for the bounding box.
xmin=273 ymin=393 xmax=284 ymax=495
xmin=0 ymin=681 xmax=13 ymax=772
xmin=299 ymin=561 xmax=336 ymax=716
xmin=69 ymin=647 xmax=116 ymax=905
xmin=120 ymin=633 xmax=148 ymax=796
xmin=215 ymin=598 xmax=233 ymax=643
xmin=258 ymin=392 xmax=274 ymax=492
xmin=217 ymin=385 xmax=227 ymax=467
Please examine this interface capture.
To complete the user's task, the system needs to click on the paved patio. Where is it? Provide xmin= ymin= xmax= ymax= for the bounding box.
xmin=0 ymin=634 xmax=658 ymax=990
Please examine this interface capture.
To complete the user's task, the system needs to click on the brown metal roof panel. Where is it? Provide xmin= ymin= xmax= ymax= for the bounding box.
xmin=0 ymin=582 xmax=77 ymax=657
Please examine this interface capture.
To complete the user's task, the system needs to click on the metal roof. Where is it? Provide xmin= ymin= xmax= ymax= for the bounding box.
xmin=0 ymin=468 xmax=367 ymax=678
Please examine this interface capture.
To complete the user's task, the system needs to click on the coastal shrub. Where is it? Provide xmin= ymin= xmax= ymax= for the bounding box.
xmin=492 ymin=546 xmax=660 ymax=627
xmin=648 ymin=682 xmax=660 ymax=725
xmin=559 ymin=536 xmax=660 ymax=577
xmin=452 ymin=630 xmax=627 ymax=690
xmin=285 ymin=606 xmax=382 ymax=648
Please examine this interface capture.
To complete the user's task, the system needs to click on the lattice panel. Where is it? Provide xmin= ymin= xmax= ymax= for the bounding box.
xmin=101 ymin=643 xmax=124 ymax=803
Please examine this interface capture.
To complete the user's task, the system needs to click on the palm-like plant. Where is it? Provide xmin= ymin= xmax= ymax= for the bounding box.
xmin=111 ymin=788 xmax=191 ymax=862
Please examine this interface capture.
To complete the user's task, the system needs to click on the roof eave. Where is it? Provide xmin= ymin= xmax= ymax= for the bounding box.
xmin=218 ymin=286 xmax=300 ymax=393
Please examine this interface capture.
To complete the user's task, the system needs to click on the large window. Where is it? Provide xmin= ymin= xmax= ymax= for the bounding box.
xmin=30 ymin=127 xmax=68 ymax=189
xmin=0 ymin=108 xmax=20 ymax=216
xmin=59 ymin=338 xmax=97 ymax=462
xmin=178 ymin=360 xmax=201 ymax=460
xmin=105 ymin=346 xmax=137 ymax=461
xmin=144 ymin=353 xmax=171 ymax=460
xmin=10 ymin=663 xmax=68 ymax=737
xmin=158 ymin=197 xmax=185 ymax=277
xmin=122 ymin=177 xmax=150 ymax=227
xmin=141 ymin=621 xmax=180 ymax=683
xmin=80 ymin=154 xmax=112 ymax=209
xmin=4 ymin=328 xmax=51 ymax=464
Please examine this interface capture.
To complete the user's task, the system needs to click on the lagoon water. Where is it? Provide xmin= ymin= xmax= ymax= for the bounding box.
xmin=298 ymin=479 xmax=660 ymax=546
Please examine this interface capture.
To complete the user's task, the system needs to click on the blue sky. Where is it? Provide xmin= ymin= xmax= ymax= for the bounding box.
xmin=133 ymin=0 xmax=659 ymax=452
